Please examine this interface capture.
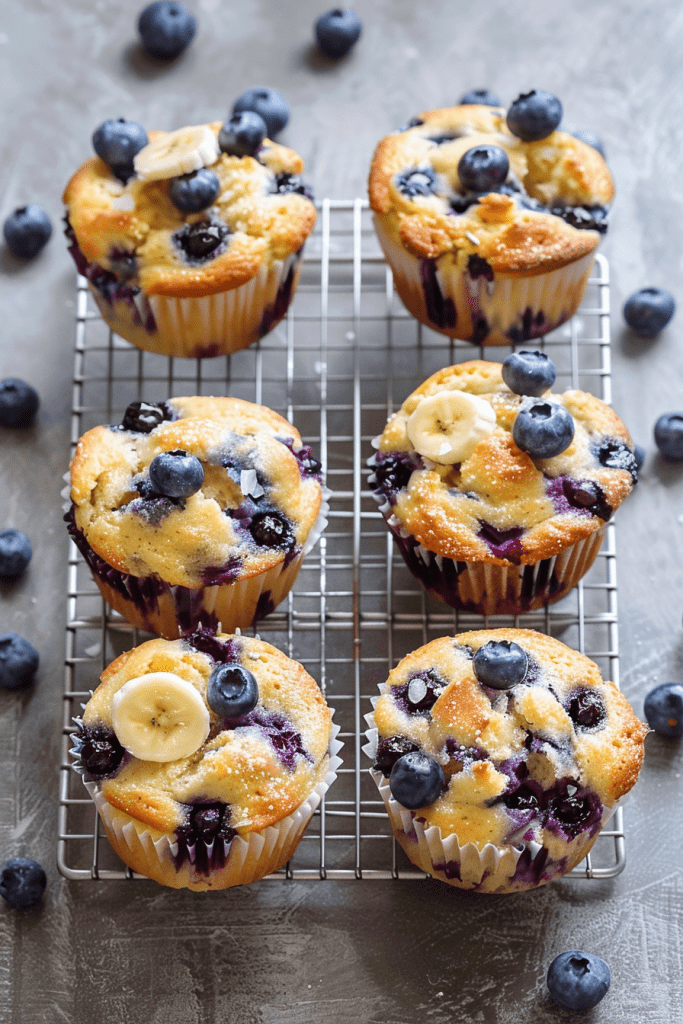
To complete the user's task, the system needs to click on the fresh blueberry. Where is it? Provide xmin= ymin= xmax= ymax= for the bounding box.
xmin=0 ymin=379 xmax=39 ymax=428
xmin=654 ymin=413 xmax=683 ymax=461
xmin=389 ymin=751 xmax=445 ymax=809
xmin=457 ymin=145 xmax=509 ymax=193
xmin=547 ymin=950 xmax=610 ymax=1011
xmin=169 ymin=169 xmax=220 ymax=214
xmin=567 ymin=689 xmax=606 ymax=730
xmin=3 ymin=206 xmax=52 ymax=259
xmin=218 ymin=111 xmax=267 ymax=156
xmin=643 ymin=682 xmax=683 ymax=738
xmin=502 ymin=350 xmax=556 ymax=397
xmin=459 ymin=89 xmax=502 ymax=107
xmin=0 ymin=530 xmax=32 ymax=577
xmin=137 ymin=0 xmax=196 ymax=59
xmin=395 ymin=166 xmax=437 ymax=198
xmin=233 ymin=88 xmax=290 ymax=138
xmin=473 ymin=640 xmax=528 ymax=690
xmin=315 ymin=9 xmax=362 ymax=57
xmin=122 ymin=400 xmax=169 ymax=433
xmin=207 ymin=663 xmax=259 ymax=718
xmin=513 ymin=400 xmax=575 ymax=459
xmin=623 ymin=287 xmax=675 ymax=337
xmin=148 ymin=449 xmax=204 ymax=498
xmin=174 ymin=220 xmax=229 ymax=261
xmin=249 ymin=511 xmax=295 ymax=549
xmin=92 ymin=118 xmax=148 ymax=183
xmin=506 ymin=90 xmax=562 ymax=142
xmin=0 ymin=634 xmax=39 ymax=690
xmin=0 ymin=858 xmax=46 ymax=911
xmin=634 ymin=444 xmax=646 ymax=472
xmin=571 ymin=128 xmax=606 ymax=158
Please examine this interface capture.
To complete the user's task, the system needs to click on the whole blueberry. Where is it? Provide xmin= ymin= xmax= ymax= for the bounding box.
xmin=92 ymin=118 xmax=149 ymax=182
xmin=473 ymin=640 xmax=528 ymax=690
xmin=3 ymin=206 xmax=52 ymax=259
xmin=571 ymin=128 xmax=606 ymax=158
xmin=547 ymin=950 xmax=610 ymax=1011
xmin=174 ymin=220 xmax=228 ymax=260
xmin=654 ymin=413 xmax=683 ymax=461
xmin=502 ymin=350 xmax=556 ymax=397
xmin=233 ymin=88 xmax=289 ymax=138
xmin=249 ymin=511 xmax=295 ymax=549
xmin=218 ymin=111 xmax=267 ymax=157
xmin=458 ymin=145 xmax=509 ymax=193
xmin=633 ymin=443 xmax=646 ymax=472
xmin=207 ymin=663 xmax=259 ymax=718
xmin=138 ymin=0 xmax=196 ymax=59
xmin=389 ymin=751 xmax=445 ymax=809
xmin=513 ymin=400 xmax=575 ymax=459
xmin=0 ymin=530 xmax=32 ymax=577
xmin=169 ymin=169 xmax=221 ymax=214
xmin=148 ymin=449 xmax=204 ymax=497
xmin=643 ymin=682 xmax=683 ymax=738
xmin=623 ymin=287 xmax=675 ymax=337
xmin=314 ymin=9 xmax=362 ymax=58
xmin=122 ymin=400 xmax=168 ymax=433
xmin=507 ymin=90 xmax=563 ymax=142
xmin=459 ymin=89 xmax=502 ymax=107
xmin=0 ymin=858 xmax=46 ymax=911
xmin=0 ymin=379 xmax=39 ymax=428
xmin=0 ymin=634 xmax=39 ymax=690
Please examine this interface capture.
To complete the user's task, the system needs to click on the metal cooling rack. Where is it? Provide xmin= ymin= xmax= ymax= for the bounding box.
xmin=58 ymin=200 xmax=625 ymax=882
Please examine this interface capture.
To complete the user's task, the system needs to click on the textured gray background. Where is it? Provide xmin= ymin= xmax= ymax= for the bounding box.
xmin=1 ymin=1 xmax=683 ymax=1021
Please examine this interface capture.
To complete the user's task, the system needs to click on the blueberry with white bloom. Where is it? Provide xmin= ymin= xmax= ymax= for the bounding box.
xmin=502 ymin=350 xmax=556 ymax=397
xmin=0 ymin=858 xmax=46 ymax=911
xmin=169 ymin=169 xmax=221 ymax=214
xmin=0 ymin=530 xmax=32 ymax=577
xmin=233 ymin=88 xmax=289 ymax=138
xmin=389 ymin=751 xmax=445 ymax=809
xmin=218 ymin=112 xmax=267 ymax=157
xmin=547 ymin=951 xmax=610 ymax=1011
xmin=0 ymin=379 xmax=39 ymax=428
xmin=92 ymin=119 xmax=148 ymax=182
xmin=458 ymin=145 xmax=509 ymax=193
xmin=138 ymin=0 xmax=196 ymax=59
xmin=0 ymin=634 xmax=39 ymax=690
xmin=507 ymin=90 xmax=562 ymax=142
xmin=3 ymin=206 xmax=52 ymax=259
xmin=314 ymin=9 xmax=362 ymax=57
xmin=644 ymin=682 xmax=683 ymax=738
xmin=148 ymin=449 xmax=204 ymax=497
xmin=513 ymin=400 xmax=575 ymax=459
xmin=207 ymin=664 xmax=259 ymax=718
xmin=459 ymin=89 xmax=502 ymax=107
xmin=654 ymin=413 xmax=683 ymax=460
xmin=473 ymin=640 xmax=528 ymax=690
xmin=623 ymin=287 xmax=675 ymax=337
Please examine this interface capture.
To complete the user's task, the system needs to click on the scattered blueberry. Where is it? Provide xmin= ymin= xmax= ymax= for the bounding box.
xmin=137 ymin=0 xmax=197 ymax=59
xmin=459 ymin=89 xmax=502 ymax=107
xmin=634 ymin=444 xmax=646 ymax=472
xmin=513 ymin=400 xmax=575 ymax=459
xmin=314 ymin=9 xmax=362 ymax=58
xmin=506 ymin=90 xmax=562 ymax=142
xmin=0 ymin=530 xmax=32 ymax=577
xmin=169 ymin=169 xmax=221 ymax=214
xmin=233 ymin=88 xmax=290 ymax=138
xmin=249 ymin=511 xmax=295 ymax=550
xmin=571 ymin=128 xmax=606 ymax=158
xmin=0 ymin=858 xmax=46 ymax=911
xmin=148 ymin=449 xmax=204 ymax=498
xmin=473 ymin=640 xmax=528 ymax=690
xmin=643 ymin=682 xmax=683 ymax=737
xmin=0 ymin=379 xmax=39 ymax=428
xmin=0 ymin=634 xmax=39 ymax=690
xmin=218 ymin=111 xmax=267 ymax=157
xmin=546 ymin=950 xmax=611 ymax=1011
xmin=395 ymin=166 xmax=437 ymax=198
xmin=92 ymin=118 xmax=148 ymax=183
xmin=3 ymin=206 xmax=52 ymax=259
xmin=457 ymin=145 xmax=509 ymax=193
xmin=122 ymin=400 xmax=169 ymax=433
xmin=207 ymin=663 xmax=259 ymax=718
xmin=654 ymin=413 xmax=683 ymax=461
xmin=502 ymin=350 xmax=556 ymax=397
xmin=389 ymin=751 xmax=445 ymax=809
xmin=623 ymin=287 xmax=675 ymax=337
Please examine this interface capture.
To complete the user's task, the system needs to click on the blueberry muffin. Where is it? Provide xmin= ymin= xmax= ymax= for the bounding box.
xmin=66 ymin=396 xmax=327 ymax=638
xmin=71 ymin=630 xmax=340 ymax=890
xmin=368 ymin=357 xmax=636 ymax=615
xmin=367 ymin=629 xmax=646 ymax=892
xmin=368 ymin=96 xmax=613 ymax=344
xmin=63 ymin=118 xmax=316 ymax=357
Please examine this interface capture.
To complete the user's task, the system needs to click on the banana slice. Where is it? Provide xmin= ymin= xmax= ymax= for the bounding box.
xmin=111 ymin=672 xmax=210 ymax=762
xmin=133 ymin=125 xmax=220 ymax=182
xmin=407 ymin=390 xmax=497 ymax=464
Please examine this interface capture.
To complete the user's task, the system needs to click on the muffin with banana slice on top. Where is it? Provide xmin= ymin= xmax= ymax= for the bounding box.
xmin=71 ymin=629 xmax=341 ymax=890
xmin=368 ymin=356 xmax=637 ymax=615
xmin=63 ymin=113 xmax=316 ymax=357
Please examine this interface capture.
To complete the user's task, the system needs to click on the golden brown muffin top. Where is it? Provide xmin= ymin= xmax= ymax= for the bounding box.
xmin=368 ymin=105 xmax=614 ymax=275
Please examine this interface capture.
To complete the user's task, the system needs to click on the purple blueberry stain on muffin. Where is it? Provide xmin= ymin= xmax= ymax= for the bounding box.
xmin=221 ymin=708 xmax=311 ymax=771
xmin=368 ymin=450 xmax=422 ymax=504
xmin=477 ymin=522 xmax=524 ymax=562
xmin=420 ymin=258 xmax=457 ymax=329
xmin=173 ymin=801 xmax=237 ymax=874
xmin=71 ymin=721 xmax=128 ymax=780
xmin=466 ymin=253 xmax=494 ymax=282
xmin=277 ymin=439 xmax=323 ymax=480
xmin=185 ymin=628 xmax=241 ymax=665
xmin=392 ymin=668 xmax=446 ymax=716
xmin=545 ymin=476 xmax=613 ymax=521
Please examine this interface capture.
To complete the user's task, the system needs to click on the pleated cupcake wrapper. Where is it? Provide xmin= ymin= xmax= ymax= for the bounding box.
xmin=88 ymin=251 xmax=303 ymax=358
xmin=82 ymin=721 xmax=342 ymax=888
xmin=374 ymin=217 xmax=597 ymax=345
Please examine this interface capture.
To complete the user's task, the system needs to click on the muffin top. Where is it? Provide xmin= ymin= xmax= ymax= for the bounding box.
xmin=73 ymin=631 xmax=332 ymax=839
xmin=369 ymin=360 xmax=636 ymax=565
xmin=371 ymin=629 xmax=646 ymax=852
xmin=63 ymin=121 xmax=316 ymax=298
xmin=69 ymin=396 xmax=324 ymax=587
xmin=368 ymin=104 xmax=613 ymax=274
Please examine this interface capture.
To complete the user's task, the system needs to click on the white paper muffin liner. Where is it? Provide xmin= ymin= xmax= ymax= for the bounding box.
xmin=81 ymin=722 xmax=342 ymax=891
xmin=374 ymin=217 xmax=598 ymax=346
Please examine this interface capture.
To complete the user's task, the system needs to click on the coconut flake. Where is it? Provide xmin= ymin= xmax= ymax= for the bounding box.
xmin=240 ymin=469 xmax=264 ymax=499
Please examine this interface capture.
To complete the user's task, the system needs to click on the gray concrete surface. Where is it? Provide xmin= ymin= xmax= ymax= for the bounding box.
xmin=1 ymin=1 xmax=682 ymax=1021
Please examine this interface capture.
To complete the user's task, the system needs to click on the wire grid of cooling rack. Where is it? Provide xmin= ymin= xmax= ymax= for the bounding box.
xmin=58 ymin=199 xmax=625 ymax=882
